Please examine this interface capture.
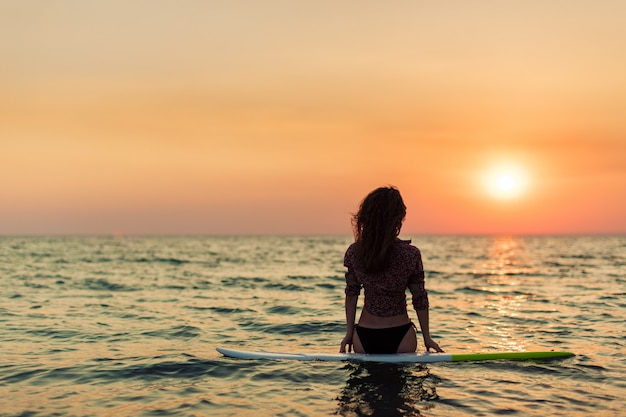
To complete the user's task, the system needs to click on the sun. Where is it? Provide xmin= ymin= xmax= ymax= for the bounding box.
xmin=483 ymin=163 xmax=528 ymax=199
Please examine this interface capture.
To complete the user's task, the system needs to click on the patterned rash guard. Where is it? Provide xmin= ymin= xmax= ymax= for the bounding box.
xmin=344 ymin=239 xmax=430 ymax=317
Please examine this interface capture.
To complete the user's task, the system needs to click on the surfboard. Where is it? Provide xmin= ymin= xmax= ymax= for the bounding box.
xmin=216 ymin=347 xmax=574 ymax=363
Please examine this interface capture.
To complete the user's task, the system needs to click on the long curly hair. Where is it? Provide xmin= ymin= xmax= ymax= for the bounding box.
xmin=352 ymin=186 xmax=406 ymax=272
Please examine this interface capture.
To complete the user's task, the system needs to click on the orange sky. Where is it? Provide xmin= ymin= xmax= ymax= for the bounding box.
xmin=1 ymin=1 xmax=625 ymax=235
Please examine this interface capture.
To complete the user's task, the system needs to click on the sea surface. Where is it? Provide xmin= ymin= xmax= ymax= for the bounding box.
xmin=1 ymin=235 xmax=624 ymax=416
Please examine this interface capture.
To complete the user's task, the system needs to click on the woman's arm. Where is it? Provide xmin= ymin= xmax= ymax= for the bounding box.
xmin=416 ymin=309 xmax=444 ymax=352
xmin=340 ymin=294 xmax=358 ymax=353
xmin=409 ymin=248 xmax=443 ymax=352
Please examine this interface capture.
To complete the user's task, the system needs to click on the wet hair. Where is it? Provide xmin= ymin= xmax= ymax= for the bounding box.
xmin=352 ymin=186 xmax=407 ymax=272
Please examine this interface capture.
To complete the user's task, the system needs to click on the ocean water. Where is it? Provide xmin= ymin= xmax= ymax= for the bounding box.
xmin=1 ymin=235 xmax=624 ymax=416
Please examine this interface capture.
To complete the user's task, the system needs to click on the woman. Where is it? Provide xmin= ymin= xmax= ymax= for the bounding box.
xmin=340 ymin=186 xmax=443 ymax=354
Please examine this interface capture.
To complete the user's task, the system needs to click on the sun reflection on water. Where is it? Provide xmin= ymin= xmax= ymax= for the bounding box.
xmin=466 ymin=236 xmax=544 ymax=352
xmin=476 ymin=236 xmax=538 ymax=278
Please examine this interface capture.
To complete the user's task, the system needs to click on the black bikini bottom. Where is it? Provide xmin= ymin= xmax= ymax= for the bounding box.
xmin=355 ymin=322 xmax=415 ymax=354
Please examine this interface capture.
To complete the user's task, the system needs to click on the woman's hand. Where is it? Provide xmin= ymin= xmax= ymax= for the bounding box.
xmin=424 ymin=336 xmax=444 ymax=353
xmin=340 ymin=334 xmax=353 ymax=353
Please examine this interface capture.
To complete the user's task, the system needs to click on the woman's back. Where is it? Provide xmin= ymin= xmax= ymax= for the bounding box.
xmin=344 ymin=239 xmax=426 ymax=318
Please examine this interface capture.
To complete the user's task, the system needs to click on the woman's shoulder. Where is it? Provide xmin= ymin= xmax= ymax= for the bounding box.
xmin=344 ymin=242 xmax=357 ymax=265
xmin=388 ymin=240 xmax=420 ymax=273
xmin=395 ymin=238 xmax=420 ymax=253
xmin=345 ymin=242 xmax=356 ymax=254
xmin=393 ymin=239 xmax=422 ymax=263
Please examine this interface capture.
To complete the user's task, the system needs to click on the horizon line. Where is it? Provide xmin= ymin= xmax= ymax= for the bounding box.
xmin=1 ymin=232 xmax=625 ymax=238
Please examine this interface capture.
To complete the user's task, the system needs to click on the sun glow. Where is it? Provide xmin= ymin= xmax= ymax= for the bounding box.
xmin=483 ymin=163 xmax=529 ymax=199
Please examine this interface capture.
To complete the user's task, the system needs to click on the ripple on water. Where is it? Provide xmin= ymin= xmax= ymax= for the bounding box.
xmin=238 ymin=320 xmax=344 ymax=337
xmin=82 ymin=278 xmax=138 ymax=292
xmin=220 ymin=276 xmax=269 ymax=288
xmin=141 ymin=325 xmax=201 ymax=340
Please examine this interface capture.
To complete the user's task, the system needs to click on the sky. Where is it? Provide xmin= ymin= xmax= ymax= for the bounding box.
xmin=1 ymin=1 xmax=625 ymax=235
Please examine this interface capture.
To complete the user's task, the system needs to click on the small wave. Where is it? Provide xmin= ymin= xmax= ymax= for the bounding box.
xmin=191 ymin=280 xmax=215 ymax=290
xmin=116 ymin=360 xmax=205 ymax=380
xmin=239 ymin=320 xmax=343 ymax=335
xmin=186 ymin=306 xmax=255 ymax=314
xmin=23 ymin=281 xmax=50 ymax=289
xmin=83 ymin=278 xmax=137 ymax=292
xmin=263 ymin=283 xmax=308 ymax=291
xmin=286 ymin=275 xmax=314 ymax=280
xmin=105 ymin=357 xmax=249 ymax=382
xmin=5 ymin=357 xmax=243 ymax=386
xmin=221 ymin=276 xmax=269 ymax=288
xmin=33 ymin=273 xmax=71 ymax=281
xmin=471 ymin=271 xmax=539 ymax=278
xmin=133 ymin=257 xmax=190 ymax=265
xmin=80 ymin=257 xmax=114 ymax=263
xmin=53 ymin=258 xmax=70 ymax=264
xmin=141 ymin=325 xmax=201 ymax=339
xmin=26 ymin=328 xmax=84 ymax=340
xmin=0 ymin=366 xmax=48 ymax=384
xmin=543 ymin=261 xmax=570 ymax=267
xmin=29 ymin=252 xmax=53 ymax=258
xmin=161 ymin=284 xmax=187 ymax=290
xmin=561 ymin=254 xmax=596 ymax=259
xmin=265 ymin=305 xmax=300 ymax=315
xmin=457 ymin=286 xmax=537 ymax=298
xmin=250 ymin=366 xmax=333 ymax=384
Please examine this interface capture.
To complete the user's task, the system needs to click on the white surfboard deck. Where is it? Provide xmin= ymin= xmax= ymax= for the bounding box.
xmin=216 ymin=347 xmax=574 ymax=363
